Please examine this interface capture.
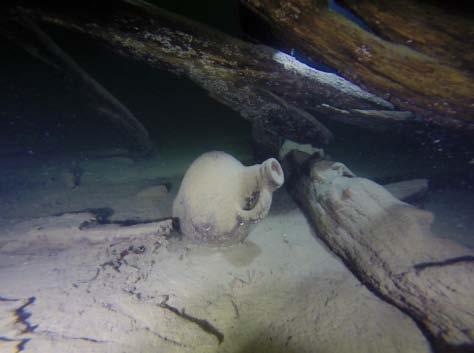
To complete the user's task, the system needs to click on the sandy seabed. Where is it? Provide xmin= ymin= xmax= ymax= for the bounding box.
xmin=0 ymin=150 xmax=432 ymax=353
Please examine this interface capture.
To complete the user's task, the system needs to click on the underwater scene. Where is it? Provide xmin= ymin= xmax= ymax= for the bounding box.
xmin=0 ymin=1 xmax=473 ymax=353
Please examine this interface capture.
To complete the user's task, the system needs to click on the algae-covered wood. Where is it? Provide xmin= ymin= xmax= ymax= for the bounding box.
xmin=340 ymin=0 xmax=474 ymax=72
xmin=5 ymin=0 xmax=417 ymax=146
xmin=241 ymin=0 xmax=474 ymax=131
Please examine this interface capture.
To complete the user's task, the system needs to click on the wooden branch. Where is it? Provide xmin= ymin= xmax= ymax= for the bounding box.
xmin=17 ymin=14 xmax=154 ymax=156
xmin=339 ymin=0 xmax=474 ymax=72
xmin=9 ymin=0 xmax=417 ymax=146
xmin=286 ymin=151 xmax=474 ymax=352
xmin=241 ymin=0 xmax=474 ymax=131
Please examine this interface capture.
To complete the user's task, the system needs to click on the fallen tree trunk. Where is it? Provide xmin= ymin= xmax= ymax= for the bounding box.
xmin=286 ymin=152 xmax=474 ymax=352
xmin=6 ymin=0 xmax=416 ymax=146
xmin=241 ymin=0 xmax=474 ymax=131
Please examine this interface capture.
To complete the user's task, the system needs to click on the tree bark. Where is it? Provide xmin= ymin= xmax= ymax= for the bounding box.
xmin=241 ymin=0 xmax=474 ymax=131
xmin=286 ymin=151 xmax=474 ymax=352
xmin=7 ymin=0 xmax=417 ymax=147
xmin=340 ymin=0 xmax=474 ymax=72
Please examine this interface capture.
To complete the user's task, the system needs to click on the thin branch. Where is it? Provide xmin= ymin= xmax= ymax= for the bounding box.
xmin=18 ymin=14 xmax=153 ymax=156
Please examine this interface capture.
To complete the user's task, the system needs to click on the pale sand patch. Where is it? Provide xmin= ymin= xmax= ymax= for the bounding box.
xmin=0 ymin=190 xmax=430 ymax=353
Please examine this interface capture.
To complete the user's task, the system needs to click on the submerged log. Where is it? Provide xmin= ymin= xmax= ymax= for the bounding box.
xmin=286 ymin=151 xmax=474 ymax=352
xmin=339 ymin=0 xmax=474 ymax=72
xmin=241 ymin=0 xmax=474 ymax=131
xmin=6 ymin=0 xmax=417 ymax=146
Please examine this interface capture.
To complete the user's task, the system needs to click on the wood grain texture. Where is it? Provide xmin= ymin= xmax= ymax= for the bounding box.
xmin=241 ymin=0 xmax=474 ymax=130
xmin=287 ymin=152 xmax=474 ymax=352
xmin=4 ymin=0 xmax=417 ymax=147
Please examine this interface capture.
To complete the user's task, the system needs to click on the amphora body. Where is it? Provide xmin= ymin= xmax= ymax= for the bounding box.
xmin=172 ymin=151 xmax=284 ymax=245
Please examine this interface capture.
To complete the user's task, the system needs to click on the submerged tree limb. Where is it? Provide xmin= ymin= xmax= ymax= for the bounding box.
xmin=7 ymin=0 xmax=417 ymax=146
xmin=15 ymin=14 xmax=154 ymax=156
xmin=339 ymin=0 xmax=474 ymax=72
xmin=241 ymin=0 xmax=474 ymax=131
xmin=285 ymin=151 xmax=474 ymax=352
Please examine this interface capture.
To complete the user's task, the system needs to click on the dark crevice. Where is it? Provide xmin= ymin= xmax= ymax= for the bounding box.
xmin=53 ymin=207 xmax=114 ymax=223
xmin=0 ymin=337 xmax=31 ymax=352
xmin=158 ymin=295 xmax=224 ymax=344
xmin=15 ymin=297 xmax=38 ymax=334
xmin=0 ymin=296 xmax=37 ymax=352
xmin=329 ymin=0 xmax=374 ymax=33
xmin=53 ymin=207 xmax=177 ymax=230
xmin=413 ymin=256 xmax=474 ymax=273
xmin=69 ymin=336 xmax=104 ymax=343
xmin=100 ymin=244 xmax=147 ymax=272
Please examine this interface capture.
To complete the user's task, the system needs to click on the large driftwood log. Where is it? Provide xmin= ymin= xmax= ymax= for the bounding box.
xmin=7 ymin=0 xmax=417 ymax=145
xmin=241 ymin=0 xmax=474 ymax=131
xmin=286 ymin=152 xmax=474 ymax=352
